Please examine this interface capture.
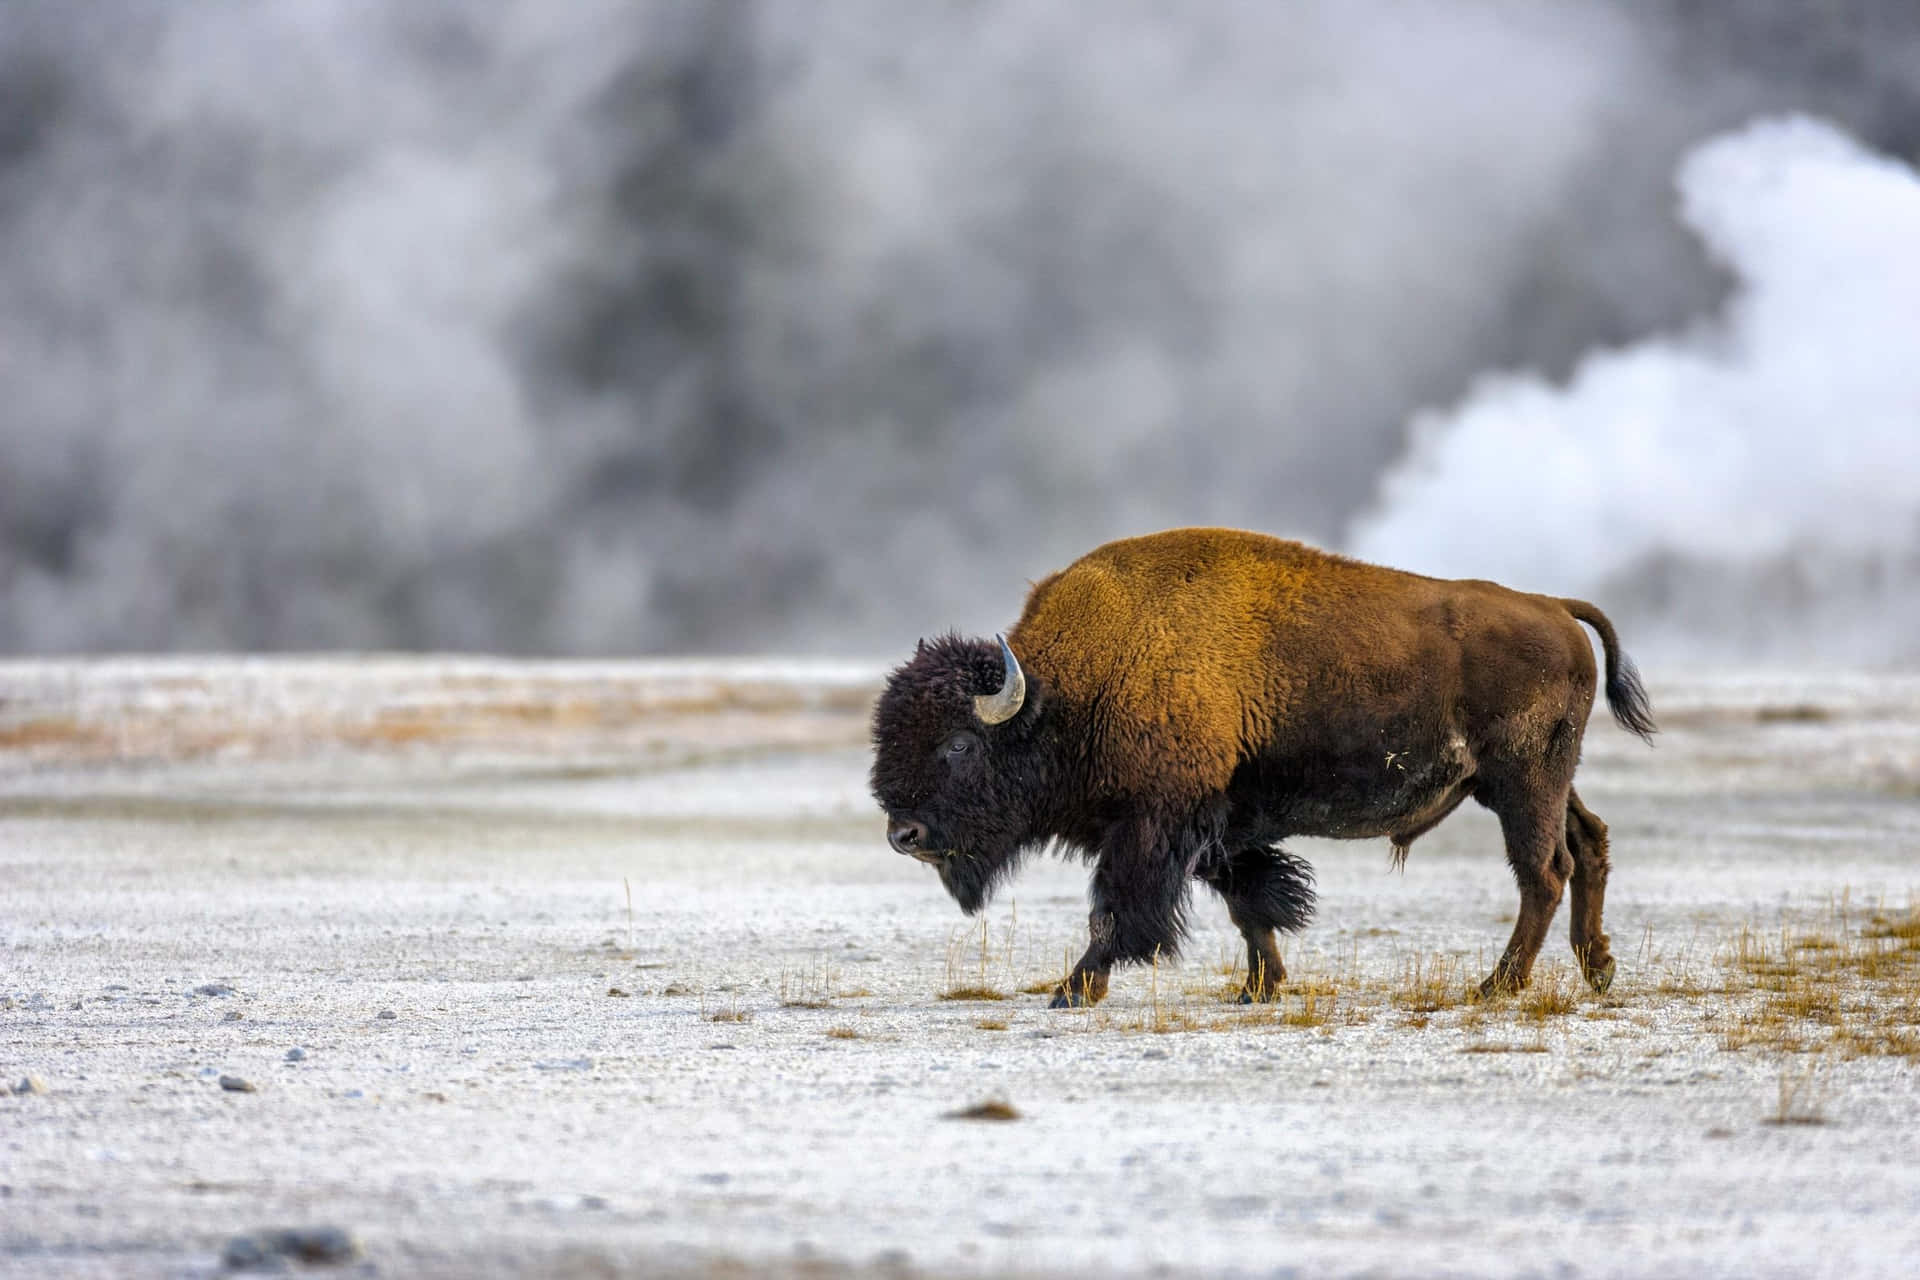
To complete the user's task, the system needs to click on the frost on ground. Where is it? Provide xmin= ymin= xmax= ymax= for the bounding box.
xmin=2 ymin=659 xmax=1919 ymax=1278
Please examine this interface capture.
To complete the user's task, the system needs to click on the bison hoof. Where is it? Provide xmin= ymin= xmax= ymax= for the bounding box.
xmin=1236 ymin=986 xmax=1278 ymax=1005
xmin=1048 ymin=975 xmax=1107 ymax=1008
xmin=1477 ymin=972 xmax=1523 ymax=999
xmin=1584 ymin=957 xmax=1617 ymax=995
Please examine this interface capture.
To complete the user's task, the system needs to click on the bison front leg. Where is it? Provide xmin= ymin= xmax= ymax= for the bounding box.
xmin=1049 ymin=911 xmax=1115 ymax=1009
xmin=1050 ymin=813 xmax=1192 ymax=1009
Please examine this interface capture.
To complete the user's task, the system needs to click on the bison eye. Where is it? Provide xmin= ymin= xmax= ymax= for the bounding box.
xmin=943 ymin=733 xmax=977 ymax=759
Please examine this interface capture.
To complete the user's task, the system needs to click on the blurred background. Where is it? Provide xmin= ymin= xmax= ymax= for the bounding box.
xmin=1 ymin=0 xmax=1916 ymax=664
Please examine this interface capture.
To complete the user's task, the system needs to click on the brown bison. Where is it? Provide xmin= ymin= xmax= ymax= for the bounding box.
xmin=870 ymin=527 xmax=1654 ymax=1007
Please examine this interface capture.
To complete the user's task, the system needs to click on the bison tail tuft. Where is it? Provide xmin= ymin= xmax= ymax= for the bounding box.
xmin=1604 ymin=649 xmax=1657 ymax=744
xmin=1249 ymin=846 xmax=1318 ymax=935
xmin=1562 ymin=598 xmax=1656 ymax=744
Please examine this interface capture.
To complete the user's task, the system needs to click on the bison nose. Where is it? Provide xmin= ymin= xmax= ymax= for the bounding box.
xmin=887 ymin=818 xmax=930 ymax=856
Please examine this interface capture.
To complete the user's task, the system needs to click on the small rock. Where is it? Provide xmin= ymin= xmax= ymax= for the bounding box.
xmin=284 ymin=1048 xmax=306 ymax=1063
xmin=375 ymin=1009 xmax=397 ymax=1020
xmin=222 ymin=1225 xmax=359 ymax=1271
xmin=265 ymin=1226 xmax=358 ymax=1265
xmin=13 ymin=1076 xmax=49 ymax=1096
xmin=219 ymin=1235 xmax=275 ymax=1271
xmin=222 ymin=1011 xmax=244 ymax=1022
xmin=943 ymin=1099 xmax=1021 ymax=1122
xmin=606 ymin=987 xmax=630 ymax=998
xmin=196 ymin=983 xmax=235 ymax=998
xmin=1141 ymin=1048 xmax=1169 ymax=1060
xmin=219 ymin=1075 xmax=256 ymax=1093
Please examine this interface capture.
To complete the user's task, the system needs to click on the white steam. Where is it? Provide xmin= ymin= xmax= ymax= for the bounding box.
xmin=4 ymin=5 xmax=1917 ymax=659
xmin=1349 ymin=117 xmax=1920 ymax=665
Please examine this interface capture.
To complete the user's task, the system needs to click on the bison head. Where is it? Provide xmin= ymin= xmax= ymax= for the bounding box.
xmin=870 ymin=634 xmax=1055 ymax=913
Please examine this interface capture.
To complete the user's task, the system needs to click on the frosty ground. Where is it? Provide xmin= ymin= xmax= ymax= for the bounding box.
xmin=3 ymin=661 xmax=1919 ymax=1278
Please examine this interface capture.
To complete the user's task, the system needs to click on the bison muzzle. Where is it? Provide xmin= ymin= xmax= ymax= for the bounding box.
xmin=869 ymin=528 xmax=1655 ymax=1007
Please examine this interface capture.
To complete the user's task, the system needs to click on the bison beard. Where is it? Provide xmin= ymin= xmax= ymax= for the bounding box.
xmin=870 ymin=528 xmax=1653 ymax=1008
xmin=932 ymin=846 xmax=1024 ymax=917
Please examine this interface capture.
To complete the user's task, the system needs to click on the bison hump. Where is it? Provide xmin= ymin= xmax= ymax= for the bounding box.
xmin=1011 ymin=532 xmax=1299 ymax=800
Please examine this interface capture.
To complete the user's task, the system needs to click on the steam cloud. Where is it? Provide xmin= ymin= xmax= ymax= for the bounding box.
xmin=1350 ymin=117 xmax=1920 ymax=665
xmin=2 ymin=3 xmax=1917 ymax=659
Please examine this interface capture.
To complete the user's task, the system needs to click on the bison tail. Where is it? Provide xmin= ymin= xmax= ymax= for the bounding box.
xmin=1257 ymin=847 xmax=1318 ymax=934
xmin=1561 ymin=599 xmax=1656 ymax=744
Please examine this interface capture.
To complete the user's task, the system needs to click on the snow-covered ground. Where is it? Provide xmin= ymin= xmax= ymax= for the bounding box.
xmin=3 ymin=659 xmax=1919 ymax=1278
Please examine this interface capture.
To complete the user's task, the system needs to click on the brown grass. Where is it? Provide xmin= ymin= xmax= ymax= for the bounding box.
xmin=1279 ymin=979 xmax=1339 ymax=1028
xmin=988 ymin=902 xmax=1920 ymax=1060
xmin=1703 ymin=900 xmax=1920 ymax=1060
xmin=1518 ymin=965 xmax=1579 ymax=1021
xmin=779 ymin=958 xmax=837 ymax=1009
xmin=825 ymin=1026 xmax=859 ymax=1040
xmin=700 ymin=990 xmax=752 ymax=1023
xmin=1391 ymin=954 xmax=1472 ymax=1013
xmin=938 ymin=914 xmax=1020 ymax=1004
xmin=944 ymin=1099 xmax=1020 ymax=1122
xmin=1765 ymin=1059 xmax=1829 ymax=1126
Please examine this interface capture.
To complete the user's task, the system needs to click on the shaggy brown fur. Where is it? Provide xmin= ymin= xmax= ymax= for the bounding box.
xmin=870 ymin=527 xmax=1654 ymax=1006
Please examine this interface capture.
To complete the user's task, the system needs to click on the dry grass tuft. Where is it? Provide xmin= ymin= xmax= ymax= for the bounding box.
xmin=944 ymin=1098 xmax=1020 ymax=1122
xmin=974 ymin=1017 xmax=1010 ymax=1031
xmin=1518 ymin=966 xmax=1579 ymax=1021
xmin=1279 ymin=978 xmax=1340 ymax=1028
xmin=779 ymin=957 xmax=838 ymax=1009
xmin=1703 ymin=899 xmax=1920 ymax=1060
xmin=1391 ymin=954 xmax=1472 ymax=1013
xmin=700 ymin=989 xmax=752 ymax=1023
xmin=1766 ymin=1058 xmax=1829 ymax=1126
xmin=937 ymin=911 xmax=1037 ymax=1004
xmin=825 ymin=1026 xmax=860 ymax=1040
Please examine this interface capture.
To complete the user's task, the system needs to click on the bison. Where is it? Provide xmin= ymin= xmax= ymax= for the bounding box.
xmin=870 ymin=527 xmax=1655 ymax=1007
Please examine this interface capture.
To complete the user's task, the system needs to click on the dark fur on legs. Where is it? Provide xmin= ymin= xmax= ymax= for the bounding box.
xmin=1564 ymin=788 xmax=1616 ymax=992
xmin=1202 ymin=845 xmax=1316 ymax=1002
xmin=1051 ymin=809 xmax=1196 ymax=1007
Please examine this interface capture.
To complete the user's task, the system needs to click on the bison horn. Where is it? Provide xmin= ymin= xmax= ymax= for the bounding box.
xmin=973 ymin=634 xmax=1026 ymax=726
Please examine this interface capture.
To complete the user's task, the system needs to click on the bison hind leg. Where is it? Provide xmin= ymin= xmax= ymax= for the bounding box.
xmin=1202 ymin=846 xmax=1317 ymax=1003
xmin=1565 ymin=789 xmax=1616 ymax=993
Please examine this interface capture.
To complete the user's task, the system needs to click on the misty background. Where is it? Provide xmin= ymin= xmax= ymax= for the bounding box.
xmin=2 ymin=1 xmax=1918 ymax=663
